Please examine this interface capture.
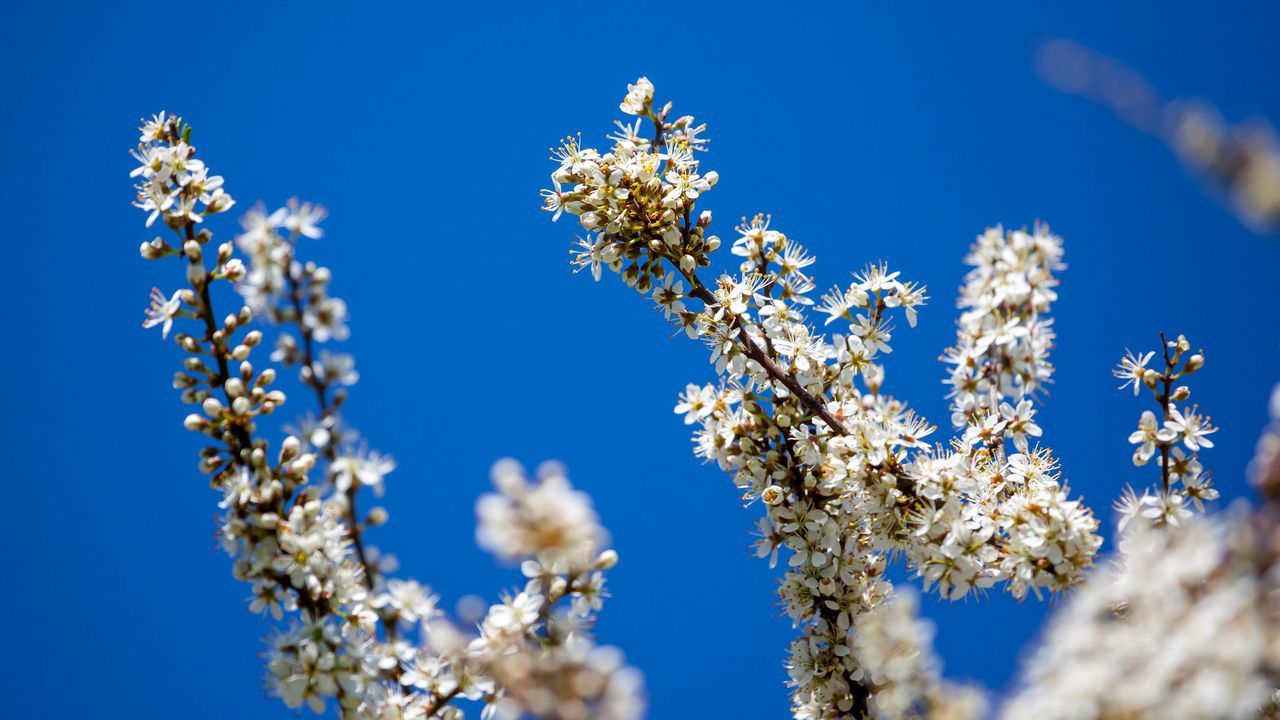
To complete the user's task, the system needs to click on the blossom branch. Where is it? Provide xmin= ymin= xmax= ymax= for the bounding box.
xmin=1113 ymin=332 xmax=1216 ymax=528
xmin=135 ymin=112 xmax=644 ymax=719
xmin=544 ymin=77 xmax=1086 ymax=718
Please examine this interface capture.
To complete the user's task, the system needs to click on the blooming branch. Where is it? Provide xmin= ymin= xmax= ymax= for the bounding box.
xmin=134 ymin=112 xmax=643 ymax=719
xmin=542 ymin=77 xmax=1102 ymax=719
xmin=1112 ymin=333 xmax=1219 ymax=530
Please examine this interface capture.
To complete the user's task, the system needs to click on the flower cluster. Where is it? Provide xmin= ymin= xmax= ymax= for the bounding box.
xmin=544 ymin=78 xmax=1102 ymax=718
xmin=943 ymin=224 xmax=1059 ymax=437
xmin=1112 ymin=334 xmax=1220 ymax=530
xmin=846 ymin=591 xmax=987 ymax=720
xmin=133 ymin=113 xmax=642 ymax=719
xmin=1003 ymin=509 xmax=1280 ymax=720
xmin=473 ymin=462 xmax=640 ymax=720
xmin=917 ymin=224 xmax=1101 ymax=601
xmin=1002 ymin=376 xmax=1278 ymax=718
xmin=132 ymin=111 xmax=236 ymax=234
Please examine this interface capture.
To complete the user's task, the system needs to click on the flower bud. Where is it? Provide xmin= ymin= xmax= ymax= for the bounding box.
xmin=257 ymin=368 xmax=277 ymax=386
xmin=290 ymin=454 xmax=316 ymax=476
xmin=224 ymin=377 xmax=245 ymax=398
xmin=183 ymin=240 xmax=201 ymax=260
xmin=1184 ymin=354 xmax=1204 ymax=374
xmin=139 ymin=239 xmax=167 ymax=260
xmin=183 ymin=413 xmax=208 ymax=431
xmin=704 ymin=170 xmax=719 ymax=187
xmin=1142 ymin=368 xmax=1160 ymax=386
xmin=202 ymin=397 xmax=223 ymax=417
xmin=222 ymin=258 xmax=246 ymax=282
xmin=231 ymin=344 xmax=250 ymax=361
xmin=244 ymin=330 xmax=263 ymax=346
xmin=232 ymin=396 xmax=252 ymax=416
xmin=548 ymin=575 xmax=568 ymax=597
xmin=365 ymin=507 xmax=389 ymax=527
xmin=706 ymin=235 xmax=721 ymax=252
xmin=280 ymin=435 xmax=301 ymax=463
xmin=1172 ymin=386 xmax=1191 ymax=401
xmin=679 ymin=254 xmax=696 ymax=273
xmin=594 ymin=549 xmax=619 ymax=570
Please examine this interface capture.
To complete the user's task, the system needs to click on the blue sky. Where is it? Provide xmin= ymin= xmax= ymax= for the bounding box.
xmin=3 ymin=2 xmax=1279 ymax=718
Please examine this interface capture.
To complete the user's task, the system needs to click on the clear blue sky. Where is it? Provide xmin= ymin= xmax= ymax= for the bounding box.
xmin=2 ymin=2 xmax=1279 ymax=718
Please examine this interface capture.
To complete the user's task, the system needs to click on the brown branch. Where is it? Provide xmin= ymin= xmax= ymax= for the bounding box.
xmin=1158 ymin=332 xmax=1174 ymax=494
xmin=183 ymin=222 xmax=254 ymax=459
xmin=681 ymin=276 xmax=852 ymax=436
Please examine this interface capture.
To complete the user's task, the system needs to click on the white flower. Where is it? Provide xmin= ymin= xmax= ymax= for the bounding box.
xmin=330 ymin=450 xmax=395 ymax=496
xmin=673 ymin=383 xmax=717 ymax=425
xmin=1181 ymin=472 xmax=1220 ymax=511
xmin=1113 ymin=349 xmax=1155 ymax=395
xmin=1113 ymin=486 xmax=1144 ymax=534
xmin=619 ymin=77 xmax=654 ymax=116
xmin=313 ymin=351 xmax=359 ymax=387
xmin=1165 ymin=404 xmax=1217 ymax=451
xmin=652 ymin=276 xmax=686 ymax=319
xmin=1140 ymin=490 xmax=1191 ymax=526
xmin=142 ymin=287 xmax=182 ymax=338
xmin=1000 ymin=399 xmax=1043 ymax=453
xmin=371 ymin=579 xmax=439 ymax=626
xmin=482 ymin=591 xmax=543 ymax=636
xmin=304 ymin=297 xmax=350 ymax=343
xmin=1129 ymin=410 xmax=1175 ymax=465
xmin=271 ymin=198 xmax=327 ymax=239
